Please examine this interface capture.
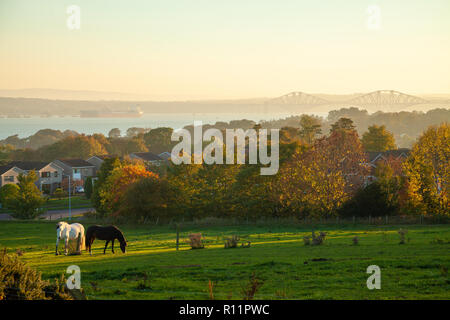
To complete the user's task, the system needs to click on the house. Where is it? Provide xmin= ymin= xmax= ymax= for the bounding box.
xmin=53 ymin=159 xmax=96 ymax=183
xmin=7 ymin=161 xmax=64 ymax=194
xmin=129 ymin=152 xmax=163 ymax=165
xmin=364 ymin=148 xmax=410 ymax=184
xmin=86 ymin=155 xmax=117 ymax=175
xmin=0 ymin=165 xmax=25 ymax=188
xmin=366 ymin=148 xmax=411 ymax=167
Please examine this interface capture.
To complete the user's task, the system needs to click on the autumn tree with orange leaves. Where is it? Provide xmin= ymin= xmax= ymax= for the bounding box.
xmin=98 ymin=163 xmax=158 ymax=215
xmin=275 ymin=121 xmax=367 ymax=218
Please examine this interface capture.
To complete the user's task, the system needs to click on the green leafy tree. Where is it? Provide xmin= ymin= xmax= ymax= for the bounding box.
xmin=330 ymin=117 xmax=356 ymax=133
xmin=362 ymin=125 xmax=397 ymax=152
xmin=298 ymin=115 xmax=322 ymax=144
xmin=40 ymin=135 xmax=107 ymax=161
xmin=84 ymin=177 xmax=93 ymax=199
xmin=340 ymin=162 xmax=402 ymax=217
xmin=108 ymin=128 xmax=121 ymax=138
xmin=126 ymin=127 xmax=150 ymax=138
xmin=0 ymin=184 xmax=19 ymax=208
xmin=403 ymin=123 xmax=449 ymax=216
xmin=119 ymin=176 xmax=175 ymax=222
xmin=8 ymin=171 xmax=46 ymax=219
xmin=91 ymin=157 xmax=122 ymax=216
xmin=143 ymin=127 xmax=175 ymax=154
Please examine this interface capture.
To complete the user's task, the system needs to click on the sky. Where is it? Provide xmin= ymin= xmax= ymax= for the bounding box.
xmin=0 ymin=0 xmax=449 ymax=100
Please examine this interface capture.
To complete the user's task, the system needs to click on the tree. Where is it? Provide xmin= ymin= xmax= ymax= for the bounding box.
xmin=98 ymin=163 xmax=158 ymax=215
xmin=119 ymin=176 xmax=174 ymax=222
xmin=40 ymin=135 xmax=107 ymax=161
xmin=108 ymin=128 xmax=121 ymax=139
xmin=143 ymin=127 xmax=175 ymax=154
xmin=0 ymin=184 xmax=19 ymax=208
xmin=362 ymin=125 xmax=396 ymax=152
xmin=330 ymin=118 xmax=356 ymax=133
xmin=91 ymin=157 xmax=122 ymax=216
xmin=106 ymin=137 xmax=148 ymax=156
xmin=276 ymin=128 xmax=367 ymax=218
xmin=126 ymin=127 xmax=150 ymax=138
xmin=340 ymin=162 xmax=402 ymax=217
xmin=8 ymin=171 xmax=46 ymax=219
xmin=403 ymin=123 xmax=449 ymax=216
xmin=84 ymin=177 xmax=93 ymax=199
xmin=298 ymin=115 xmax=322 ymax=144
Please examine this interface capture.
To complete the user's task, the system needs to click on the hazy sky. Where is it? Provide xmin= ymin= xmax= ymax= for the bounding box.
xmin=0 ymin=0 xmax=449 ymax=99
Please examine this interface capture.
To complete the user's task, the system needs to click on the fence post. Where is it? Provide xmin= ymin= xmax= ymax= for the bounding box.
xmin=353 ymin=216 xmax=355 ymax=224
xmin=385 ymin=215 xmax=388 ymax=224
xmin=176 ymin=224 xmax=180 ymax=251
xmin=369 ymin=215 xmax=371 ymax=225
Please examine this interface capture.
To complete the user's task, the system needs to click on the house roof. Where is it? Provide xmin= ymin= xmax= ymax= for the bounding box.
xmin=88 ymin=155 xmax=116 ymax=161
xmin=56 ymin=159 xmax=96 ymax=168
xmin=367 ymin=148 xmax=411 ymax=162
xmin=158 ymin=152 xmax=171 ymax=160
xmin=0 ymin=165 xmax=15 ymax=175
xmin=132 ymin=152 xmax=162 ymax=161
xmin=8 ymin=161 xmax=50 ymax=171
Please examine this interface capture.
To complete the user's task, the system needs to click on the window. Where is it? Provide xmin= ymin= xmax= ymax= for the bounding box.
xmin=41 ymin=172 xmax=51 ymax=178
xmin=73 ymin=169 xmax=80 ymax=174
xmin=4 ymin=176 xmax=14 ymax=182
xmin=54 ymin=171 xmax=58 ymax=178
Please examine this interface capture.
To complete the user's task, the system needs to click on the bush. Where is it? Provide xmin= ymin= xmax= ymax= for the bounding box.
xmin=339 ymin=181 xmax=400 ymax=217
xmin=0 ymin=184 xmax=19 ymax=208
xmin=311 ymin=231 xmax=326 ymax=245
xmin=0 ymin=249 xmax=73 ymax=300
xmin=52 ymin=188 xmax=66 ymax=199
xmin=241 ymin=273 xmax=263 ymax=300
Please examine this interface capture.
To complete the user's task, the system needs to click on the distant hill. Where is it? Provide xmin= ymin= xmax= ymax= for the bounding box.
xmin=0 ymin=89 xmax=448 ymax=116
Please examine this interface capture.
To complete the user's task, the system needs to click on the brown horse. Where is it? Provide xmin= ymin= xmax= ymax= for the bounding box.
xmin=85 ymin=225 xmax=127 ymax=255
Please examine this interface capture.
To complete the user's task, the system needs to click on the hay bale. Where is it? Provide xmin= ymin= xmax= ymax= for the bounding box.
xmin=188 ymin=233 xmax=204 ymax=249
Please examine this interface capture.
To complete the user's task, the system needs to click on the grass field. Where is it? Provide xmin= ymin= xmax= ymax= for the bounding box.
xmin=0 ymin=196 xmax=91 ymax=214
xmin=0 ymin=220 xmax=449 ymax=300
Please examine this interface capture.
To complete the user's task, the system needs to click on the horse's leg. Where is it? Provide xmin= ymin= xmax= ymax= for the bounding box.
xmin=55 ymin=237 xmax=59 ymax=255
xmin=88 ymin=238 xmax=93 ymax=255
xmin=64 ymin=238 xmax=69 ymax=255
xmin=103 ymin=240 xmax=110 ymax=254
xmin=111 ymin=239 xmax=115 ymax=254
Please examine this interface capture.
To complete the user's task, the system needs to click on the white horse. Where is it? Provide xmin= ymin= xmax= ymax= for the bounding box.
xmin=56 ymin=222 xmax=86 ymax=255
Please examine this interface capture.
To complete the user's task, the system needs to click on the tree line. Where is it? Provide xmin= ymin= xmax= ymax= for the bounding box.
xmin=88 ymin=120 xmax=448 ymax=223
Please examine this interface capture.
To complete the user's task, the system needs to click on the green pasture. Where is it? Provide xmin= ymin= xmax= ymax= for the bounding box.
xmin=0 ymin=196 xmax=91 ymax=214
xmin=0 ymin=220 xmax=448 ymax=300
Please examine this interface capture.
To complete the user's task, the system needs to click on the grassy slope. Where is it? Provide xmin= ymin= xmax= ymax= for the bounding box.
xmin=0 ymin=220 xmax=448 ymax=300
